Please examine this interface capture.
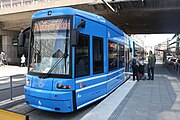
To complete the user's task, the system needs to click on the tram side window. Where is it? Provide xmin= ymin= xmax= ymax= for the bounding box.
xmin=119 ymin=44 xmax=124 ymax=68
xmin=75 ymin=34 xmax=90 ymax=77
xmin=93 ymin=36 xmax=104 ymax=74
xmin=109 ymin=41 xmax=118 ymax=71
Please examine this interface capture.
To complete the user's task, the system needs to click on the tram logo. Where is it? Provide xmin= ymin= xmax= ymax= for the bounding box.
xmin=77 ymin=94 xmax=81 ymax=98
xmin=38 ymin=79 xmax=45 ymax=88
xmin=108 ymin=31 xmax=111 ymax=38
xmin=38 ymin=100 xmax=42 ymax=106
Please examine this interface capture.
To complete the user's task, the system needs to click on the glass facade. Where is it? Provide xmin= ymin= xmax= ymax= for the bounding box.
xmin=169 ymin=34 xmax=180 ymax=55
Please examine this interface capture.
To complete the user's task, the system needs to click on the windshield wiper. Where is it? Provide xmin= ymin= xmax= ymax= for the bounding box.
xmin=42 ymin=53 xmax=68 ymax=78
xmin=40 ymin=20 xmax=69 ymax=79
xmin=64 ymin=24 xmax=69 ymax=73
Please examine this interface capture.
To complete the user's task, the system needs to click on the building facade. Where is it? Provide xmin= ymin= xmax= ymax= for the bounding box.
xmin=168 ymin=33 xmax=180 ymax=57
xmin=154 ymin=41 xmax=167 ymax=59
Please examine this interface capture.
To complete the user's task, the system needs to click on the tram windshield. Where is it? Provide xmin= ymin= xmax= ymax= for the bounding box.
xmin=29 ymin=17 xmax=71 ymax=75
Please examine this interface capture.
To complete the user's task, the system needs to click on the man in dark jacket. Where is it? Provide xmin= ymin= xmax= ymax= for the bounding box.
xmin=131 ymin=54 xmax=141 ymax=81
xmin=147 ymin=50 xmax=156 ymax=80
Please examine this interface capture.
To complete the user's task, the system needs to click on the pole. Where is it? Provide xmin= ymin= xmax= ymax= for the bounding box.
xmin=10 ymin=76 xmax=13 ymax=100
xmin=1 ymin=1 xmax=2 ymax=9
xmin=21 ymin=0 xmax=24 ymax=5
xmin=11 ymin=0 xmax=12 ymax=7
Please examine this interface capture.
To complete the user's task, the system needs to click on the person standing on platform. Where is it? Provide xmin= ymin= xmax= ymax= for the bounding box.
xmin=147 ymin=50 xmax=156 ymax=80
xmin=130 ymin=54 xmax=141 ymax=82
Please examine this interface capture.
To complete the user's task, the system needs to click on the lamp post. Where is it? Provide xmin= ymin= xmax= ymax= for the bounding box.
xmin=167 ymin=38 xmax=170 ymax=54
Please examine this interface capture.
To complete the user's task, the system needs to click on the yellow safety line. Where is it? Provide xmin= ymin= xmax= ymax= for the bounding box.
xmin=0 ymin=109 xmax=28 ymax=120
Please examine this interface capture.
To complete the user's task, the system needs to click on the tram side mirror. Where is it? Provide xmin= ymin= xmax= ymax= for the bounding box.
xmin=18 ymin=31 xmax=26 ymax=47
xmin=72 ymin=29 xmax=79 ymax=46
xmin=18 ymin=27 xmax=30 ymax=47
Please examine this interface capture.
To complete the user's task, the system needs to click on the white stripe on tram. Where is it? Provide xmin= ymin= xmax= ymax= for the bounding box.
xmin=77 ymin=94 xmax=107 ymax=110
xmin=76 ymin=68 xmax=124 ymax=83
xmin=76 ymin=73 xmax=124 ymax=92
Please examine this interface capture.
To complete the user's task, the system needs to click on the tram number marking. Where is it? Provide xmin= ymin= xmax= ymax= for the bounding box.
xmin=38 ymin=100 xmax=42 ymax=106
xmin=108 ymin=31 xmax=110 ymax=38
xmin=77 ymin=94 xmax=81 ymax=98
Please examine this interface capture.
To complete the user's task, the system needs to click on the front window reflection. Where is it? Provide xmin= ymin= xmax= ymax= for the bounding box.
xmin=30 ymin=18 xmax=70 ymax=75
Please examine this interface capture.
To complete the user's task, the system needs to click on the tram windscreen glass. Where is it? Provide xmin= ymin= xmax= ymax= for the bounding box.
xmin=30 ymin=18 xmax=70 ymax=75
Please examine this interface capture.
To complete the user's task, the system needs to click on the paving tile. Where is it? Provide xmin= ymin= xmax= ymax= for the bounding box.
xmin=162 ymin=111 xmax=178 ymax=120
xmin=108 ymin=64 xmax=180 ymax=120
xmin=175 ymin=111 xmax=180 ymax=120
xmin=147 ymin=114 xmax=163 ymax=120
xmin=171 ymin=103 xmax=180 ymax=111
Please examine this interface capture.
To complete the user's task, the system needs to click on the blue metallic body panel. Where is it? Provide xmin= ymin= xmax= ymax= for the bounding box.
xmin=25 ymin=75 xmax=74 ymax=112
xmin=25 ymin=7 xmax=131 ymax=113
xmin=25 ymin=86 xmax=72 ymax=100
xmin=31 ymin=76 xmax=53 ymax=90
xmin=75 ymin=75 xmax=107 ymax=108
xmin=25 ymin=95 xmax=73 ymax=112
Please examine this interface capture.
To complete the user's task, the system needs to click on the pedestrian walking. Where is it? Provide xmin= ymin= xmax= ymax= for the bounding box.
xmin=21 ymin=54 xmax=26 ymax=67
xmin=130 ymin=54 xmax=141 ymax=82
xmin=2 ymin=52 xmax=7 ymax=65
xmin=147 ymin=50 xmax=156 ymax=80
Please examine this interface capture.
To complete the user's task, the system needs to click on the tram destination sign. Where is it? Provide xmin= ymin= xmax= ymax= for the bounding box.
xmin=33 ymin=18 xmax=70 ymax=32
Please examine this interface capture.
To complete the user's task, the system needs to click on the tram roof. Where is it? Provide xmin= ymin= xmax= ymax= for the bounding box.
xmin=32 ymin=7 xmax=125 ymax=36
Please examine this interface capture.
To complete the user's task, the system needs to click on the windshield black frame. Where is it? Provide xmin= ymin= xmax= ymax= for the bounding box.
xmin=28 ymin=15 xmax=73 ymax=78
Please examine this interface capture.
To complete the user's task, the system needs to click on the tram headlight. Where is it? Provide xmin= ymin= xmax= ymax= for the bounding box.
xmin=56 ymin=83 xmax=71 ymax=89
xmin=26 ymin=79 xmax=30 ymax=86
xmin=56 ymin=83 xmax=63 ymax=89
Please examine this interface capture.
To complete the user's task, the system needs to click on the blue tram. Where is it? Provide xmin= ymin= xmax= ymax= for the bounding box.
xmin=19 ymin=7 xmax=135 ymax=113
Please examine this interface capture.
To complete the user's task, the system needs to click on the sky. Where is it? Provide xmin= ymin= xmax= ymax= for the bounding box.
xmin=134 ymin=34 xmax=174 ymax=47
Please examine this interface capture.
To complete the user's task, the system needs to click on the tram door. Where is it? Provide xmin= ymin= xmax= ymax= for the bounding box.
xmin=124 ymin=40 xmax=130 ymax=72
xmin=74 ymin=17 xmax=107 ymax=109
xmin=124 ymin=38 xmax=131 ymax=80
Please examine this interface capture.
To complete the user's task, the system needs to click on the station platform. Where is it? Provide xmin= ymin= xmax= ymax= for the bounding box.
xmin=0 ymin=65 xmax=27 ymax=77
xmin=81 ymin=61 xmax=180 ymax=120
xmin=0 ymin=61 xmax=180 ymax=120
